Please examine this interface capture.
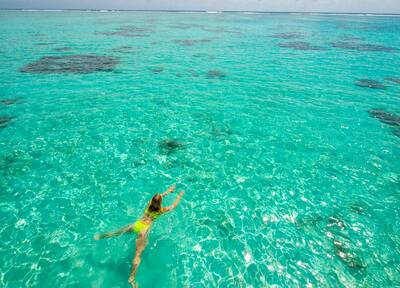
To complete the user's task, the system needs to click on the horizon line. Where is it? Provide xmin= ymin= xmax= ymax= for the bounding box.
xmin=0 ymin=8 xmax=400 ymax=15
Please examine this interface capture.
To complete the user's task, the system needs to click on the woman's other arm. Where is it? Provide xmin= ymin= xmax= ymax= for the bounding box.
xmin=161 ymin=184 xmax=176 ymax=197
xmin=162 ymin=191 xmax=184 ymax=213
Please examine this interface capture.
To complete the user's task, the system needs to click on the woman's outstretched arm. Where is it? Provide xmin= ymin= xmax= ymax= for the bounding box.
xmin=161 ymin=184 xmax=176 ymax=197
xmin=162 ymin=191 xmax=184 ymax=212
xmin=94 ymin=224 xmax=134 ymax=240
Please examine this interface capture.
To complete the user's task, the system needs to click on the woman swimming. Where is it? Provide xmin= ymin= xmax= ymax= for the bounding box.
xmin=94 ymin=185 xmax=184 ymax=287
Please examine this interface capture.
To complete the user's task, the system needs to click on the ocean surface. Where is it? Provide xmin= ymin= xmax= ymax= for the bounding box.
xmin=0 ymin=10 xmax=399 ymax=288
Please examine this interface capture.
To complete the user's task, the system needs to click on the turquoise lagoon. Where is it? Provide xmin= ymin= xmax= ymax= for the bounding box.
xmin=0 ymin=10 xmax=399 ymax=287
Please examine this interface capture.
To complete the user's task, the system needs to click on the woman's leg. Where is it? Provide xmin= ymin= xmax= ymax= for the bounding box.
xmin=128 ymin=231 xmax=149 ymax=286
xmin=94 ymin=224 xmax=133 ymax=240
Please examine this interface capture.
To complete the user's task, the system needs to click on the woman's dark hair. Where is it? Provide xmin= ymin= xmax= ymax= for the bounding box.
xmin=148 ymin=194 xmax=162 ymax=212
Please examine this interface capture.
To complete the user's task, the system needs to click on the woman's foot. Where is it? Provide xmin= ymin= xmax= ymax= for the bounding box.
xmin=128 ymin=276 xmax=135 ymax=286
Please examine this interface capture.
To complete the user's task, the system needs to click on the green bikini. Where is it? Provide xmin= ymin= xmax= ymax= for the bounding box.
xmin=132 ymin=210 xmax=162 ymax=234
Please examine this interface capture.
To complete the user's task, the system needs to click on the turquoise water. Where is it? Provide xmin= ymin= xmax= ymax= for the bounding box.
xmin=1 ymin=10 xmax=400 ymax=287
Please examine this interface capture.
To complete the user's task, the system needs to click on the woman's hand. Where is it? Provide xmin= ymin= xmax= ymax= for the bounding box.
xmin=162 ymin=190 xmax=185 ymax=212
xmin=174 ymin=191 xmax=185 ymax=206
xmin=167 ymin=184 xmax=176 ymax=193
xmin=162 ymin=184 xmax=176 ymax=197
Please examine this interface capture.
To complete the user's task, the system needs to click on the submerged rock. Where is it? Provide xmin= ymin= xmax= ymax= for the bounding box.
xmin=327 ymin=216 xmax=347 ymax=230
xmin=174 ymin=39 xmax=211 ymax=46
xmin=197 ymin=211 xmax=236 ymax=238
xmin=333 ymin=237 xmax=366 ymax=269
xmin=149 ymin=66 xmax=164 ymax=73
xmin=158 ymin=139 xmax=185 ymax=155
xmin=187 ymin=69 xmax=199 ymax=77
xmin=0 ymin=155 xmax=14 ymax=170
xmin=202 ymin=27 xmax=241 ymax=35
xmin=192 ymin=53 xmax=216 ymax=60
xmin=331 ymin=41 xmax=397 ymax=52
xmin=97 ymin=25 xmax=152 ymax=37
xmin=169 ymin=23 xmax=203 ymax=30
xmin=206 ymin=70 xmax=227 ymax=79
xmin=0 ymin=116 xmax=14 ymax=129
xmin=175 ymin=69 xmax=199 ymax=78
xmin=295 ymin=214 xmax=323 ymax=228
xmin=53 ymin=47 xmax=72 ymax=52
xmin=278 ymin=41 xmax=324 ymax=51
xmin=356 ymin=79 xmax=386 ymax=90
xmin=368 ymin=109 xmax=400 ymax=127
xmin=270 ymin=32 xmax=303 ymax=39
xmin=35 ymin=42 xmax=54 ymax=46
xmin=385 ymin=77 xmax=400 ymax=84
xmin=326 ymin=215 xmax=366 ymax=269
xmin=111 ymin=46 xmax=137 ymax=53
xmin=349 ymin=204 xmax=368 ymax=215
xmin=339 ymin=35 xmax=365 ymax=42
xmin=0 ymin=98 xmax=20 ymax=106
xmin=20 ymin=55 xmax=119 ymax=74
xmin=369 ymin=109 xmax=400 ymax=138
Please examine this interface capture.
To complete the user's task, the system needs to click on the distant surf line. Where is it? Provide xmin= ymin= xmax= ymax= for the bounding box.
xmin=0 ymin=8 xmax=399 ymax=17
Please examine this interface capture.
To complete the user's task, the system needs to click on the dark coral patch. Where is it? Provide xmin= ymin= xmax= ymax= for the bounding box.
xmin=187 ymin=69 xmax=199 ymax=77
xmin=158 ymin=139 xmax=185 ymax=155
xmin=326 ymin=216 xmax=366 ymax=269
xmin=175 ymin=70 xmax=199 ymax=78
xmin=174 ymin=39 xmax=211 ymax=46
xmin=0 ymin=116 xmax=13 ymax=129
xmin=169 ymin=23 xmax=203 ymax=30
xmin=278 ymin=41 xmax=324 ymax=51
xmin=149 ymin=66 xmax=164 ymax=73
xmin=0 ymin=98 xmax=20 ymax=106
xmin=20 ymin=55 xmax=119 ymax=74
xmin=206 ymin=70 xmax=227 ymax=80
xmin=385 ymin=77 xmax=400 ymax=84
xmin=356 ymin=79 xmax=386 ymax=90
xmin=368 ymin=110 xmax=400 ymax=127
xmin=111 ymin=46 xmax=138 ymax=53
xmin=270 ymin=32 xmax=303 ymax=39
xmin=32 ymin=33 xmax=47 ymax=37
xmin=368 ymin=109 xmax=400 ymax=137
xmin=97 ymin=25 xmax=152 ymax=37
xmin=331 ymin=41 xmax=397 ymax=52
xmin=53 ymin=47 xmax=72 ymax=52
xmin=35 ymin=42 xmax=54 ymax=46
xmin=332 ymin=238 xmax=366 ymax=269
xmin=339 ymin=35 xmax=365 ymax=42
xmin=192 ymin=53 xmax=216 ymax=61
xmin=202 ymin=27 xmax=241 ymax=35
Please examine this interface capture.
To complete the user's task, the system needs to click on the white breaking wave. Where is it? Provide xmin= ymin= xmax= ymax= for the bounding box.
xmin=309 ymin=12 xmax=400 ymax=17
xmin=12 ymin=10 xmax=400 ymax=17
xmin=22 ymin=9 xmax=64 ymax=12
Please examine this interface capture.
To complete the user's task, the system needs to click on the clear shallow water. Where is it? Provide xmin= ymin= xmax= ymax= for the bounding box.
xmin=0 ymin=10 xmax=400 ymax=287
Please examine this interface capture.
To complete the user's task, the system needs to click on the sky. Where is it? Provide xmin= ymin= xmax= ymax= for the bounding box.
xmin=0 ymin=0 xmax=400 ymax=14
